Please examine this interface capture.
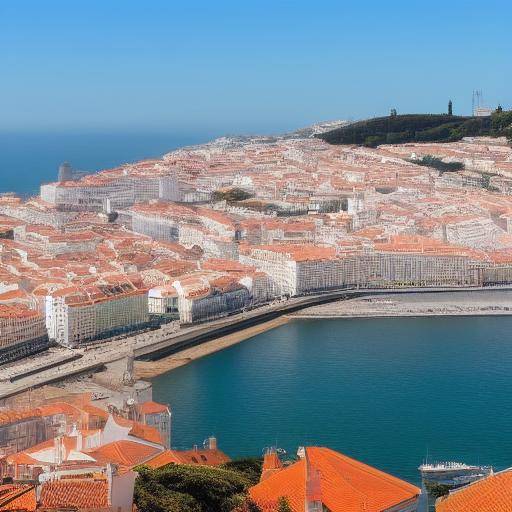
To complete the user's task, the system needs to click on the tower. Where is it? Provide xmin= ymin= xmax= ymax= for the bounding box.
xmin=58 ymin=161 xmax=72 ymax=182
xmin=448 ymin=100 xmax=453 ymax=116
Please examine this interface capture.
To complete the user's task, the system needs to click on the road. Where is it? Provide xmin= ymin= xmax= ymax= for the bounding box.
xmin=1 ymin=285 xmax=511 ymax=401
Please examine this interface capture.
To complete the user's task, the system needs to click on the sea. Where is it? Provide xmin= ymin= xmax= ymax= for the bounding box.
xmin=152 ymin=316 xmax=512 ymax=484
xmin=0 ymin=132 xmax=214 ymax=196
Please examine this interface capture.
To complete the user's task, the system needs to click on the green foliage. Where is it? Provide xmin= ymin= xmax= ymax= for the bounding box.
xmin=221 ymin=458 xmax=263 ymax=485
xmin=277 ymin=496 xmax=293 ymax=512
xmin=135 ymin=462 xmax=254 ymax=512
xmin=448 ymin=100 xmax=453 ymax=116
xmin=212 ymin=188 xmax=253 ymax=203
xmin=491 ymin=110 xmax=512 ymax=143
xmin=135 ymin=467 xmax=201 ymax=512
xmin=316 ymin=112 xmax=512 ymax=147
xmin=411 ymin=155 xmax=464 ymax=174
xmin=425 ymin=481 xmax=452 ymax=499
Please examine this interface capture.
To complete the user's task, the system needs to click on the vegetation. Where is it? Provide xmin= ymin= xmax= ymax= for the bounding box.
xmin=212 ymin=187 xmax=253 ymax=203
xmin=135 ymin=461 xmax=262 ymax=512
xmin=220 ymin=458 xmax=264 ymax=485
xmin=425 ymin=481 xmax=453 ymax=499
xmin=316 ymin=110 xmax=512 ymax=148
xmin=411 ymin=155 xmax=464 ymax=174
xmin=277 ymin=497 xmax=293 ymax=512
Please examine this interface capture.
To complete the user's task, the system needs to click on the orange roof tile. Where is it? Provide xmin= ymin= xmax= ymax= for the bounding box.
xmin=0 ymin=484 xmax=36 ymax=512
xmin=144 ymin=448 xmax=230 ymax=468
xmin=250 ymin=447 xmax=420 ymax=512
xmin=436 ymin=469 xmax=512 ymax=512
xmin=39 ymin=479 xmax=109 ymax=510
xmin=136 ymin=401 xmax=169 ymax=415
xmin=87 ymin=440 xmax=161 ymax=468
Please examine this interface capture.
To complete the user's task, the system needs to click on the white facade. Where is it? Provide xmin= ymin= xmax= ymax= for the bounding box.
xmin=46 ymin=292 xmax=150 ymax=347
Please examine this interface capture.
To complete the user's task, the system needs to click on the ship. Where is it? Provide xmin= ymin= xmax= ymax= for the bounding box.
xmin=419 ymin=461 xmax=493 ymax=485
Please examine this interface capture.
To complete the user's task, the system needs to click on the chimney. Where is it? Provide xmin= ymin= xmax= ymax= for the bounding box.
xmin=208 ymin=436 xmax=217 ymax=450
xmin=54 ymin=436 xmax=64 ymax=465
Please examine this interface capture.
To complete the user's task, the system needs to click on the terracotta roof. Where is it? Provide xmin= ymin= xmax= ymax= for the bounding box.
xmin=250 ymin=447 xmax=420 ymax=512
xmin=145 ymin=448 xmax=230 ymax=468
xmin=136 ymin=401 xmax=169 ymax=415
xmin=87 ymin=440 xmax=161 ymax=468
xmin=260 ymin=451 xmax=284 ymax=481
xmin=39 ymin=479 xmax=109 ymax=510
xmin=436 ymin=469 xmax=512 ymax=512
xmin=0 ymin=484 xmax=36 ymax=511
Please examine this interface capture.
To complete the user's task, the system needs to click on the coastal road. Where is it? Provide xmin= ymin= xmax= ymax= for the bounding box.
xmin=1 ymin=285 xmax=511 ymax=401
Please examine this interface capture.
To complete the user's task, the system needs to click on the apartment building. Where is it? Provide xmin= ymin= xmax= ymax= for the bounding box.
xmin=46 ymin=283 xmax=150 ymax=347
xmin=0 ymin=304 xmax=50 ymax=365
xmin=172 ymin=273 xmax=250 ymax=323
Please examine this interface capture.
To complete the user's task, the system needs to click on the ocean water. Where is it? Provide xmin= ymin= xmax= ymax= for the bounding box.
xmin=0 ymin=132 xmax=213 ymax=196
xmin=153 ymin=316 xmax=512 ymax=484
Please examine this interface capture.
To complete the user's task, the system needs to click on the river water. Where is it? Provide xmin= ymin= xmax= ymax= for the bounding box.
xmin=153 ymin=316 xmax=512 ymax=484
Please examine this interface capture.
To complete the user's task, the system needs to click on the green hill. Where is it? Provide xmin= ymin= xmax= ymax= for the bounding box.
xmin=316 ymin=111 xmax=512 ymax=147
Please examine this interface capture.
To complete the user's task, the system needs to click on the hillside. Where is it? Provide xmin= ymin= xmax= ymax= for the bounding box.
xmin=316 ymin=111 xmax=512 ymax=147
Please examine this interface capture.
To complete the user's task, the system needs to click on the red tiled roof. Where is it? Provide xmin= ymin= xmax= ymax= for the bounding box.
xmin=0 ymin=484 xmax=36 ymax=511
xmin=145 ymin=448 xmax=230 ymax=468
xmin=136 ymin=401 xmax=169 ymax=415
xmin=436 ymin=469 xmax=512 ymax=512
xmin=250 ymin=447 xmax=420 ymax=512
xmin=260 ymin=451 xmax=284 ymax=482
xmin=87 ymin=440 xmax=161 ymax=468
xmin=39 ymin=479 xmax=109 ymax=510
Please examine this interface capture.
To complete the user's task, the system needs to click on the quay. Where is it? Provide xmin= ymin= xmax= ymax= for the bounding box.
xmin=1 ymin=285 xmax=512 ymax=401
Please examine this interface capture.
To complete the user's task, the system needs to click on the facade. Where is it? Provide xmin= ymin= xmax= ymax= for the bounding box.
xmin=0 ymin=305 xmax=50 ymax=365
xmin=46 ymin=285 xmax=150 ymax=348
xmin=147 ymin=285 xmax=179 ymax=318
xmin=172 ymin=274 xmax=251 ymax=323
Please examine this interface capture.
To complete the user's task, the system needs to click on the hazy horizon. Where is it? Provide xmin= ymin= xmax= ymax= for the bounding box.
xmin=1 ymin=0 xmax=510 ymax=135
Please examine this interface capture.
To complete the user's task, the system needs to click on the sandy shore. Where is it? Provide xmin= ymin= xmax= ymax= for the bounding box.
xmin=291 ymin=290 xmax=512 ymax=319
xmin=134 ymin=316 xmax=290 ymax=379
xmin=134 ymin=289 xmax=512 ymax=378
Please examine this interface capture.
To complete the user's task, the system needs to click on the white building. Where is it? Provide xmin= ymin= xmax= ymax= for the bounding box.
xmin=46 ymin=283 xmax=150 ymax=348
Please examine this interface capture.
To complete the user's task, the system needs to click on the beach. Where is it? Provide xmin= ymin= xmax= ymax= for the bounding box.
xmin=291 ymin=290 xmax=512 ymax=319
xmin=134 ymin=316 xmax=290 ymax=379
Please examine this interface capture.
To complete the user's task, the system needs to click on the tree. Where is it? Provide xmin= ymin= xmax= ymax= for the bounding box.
xmin=448 ymin=100 xmax=453 ymax=116
xmin=390 ymin=108 xmax=397 ymax=117
xmin=497 ymin=104 xmax=503 ymax=113
xmin=135 ymin=463 xmax=254 ymax=512
xmin=277 ymin=496 xmax=293 ymax=512
xmin=221 ymin=458 xmax=263 ymax=485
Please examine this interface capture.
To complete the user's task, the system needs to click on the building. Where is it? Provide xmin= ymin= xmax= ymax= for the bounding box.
xmin=144 ymin=437 xmax=230 ymax=468
xmin=436 ymin=468 xmax=512 ymax=512
xmin=250 ymin=446 xmax=421 ymax=512
xmin=172 ymin=272 xmax=251 ymax=323
xmin=45 ymin=282 xmax=150 ymax=348
xmin=131 ymin=401 xmax=172 ymax=449
xmin=0 ymin=304 xmax=50 ymax=365
xmin=239 ymin=244 xmax=339 ymax=296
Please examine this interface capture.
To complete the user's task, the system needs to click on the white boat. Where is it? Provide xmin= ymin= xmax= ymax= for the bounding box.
xmin=419 ymin=462 xmax=493 ymax=484
xmin=419 ymin=462 xmax=484 ymax=473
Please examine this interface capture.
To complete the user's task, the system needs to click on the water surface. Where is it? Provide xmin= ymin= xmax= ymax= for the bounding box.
xmin=153 ymin=316 xmax=512 ymax=483
xmin=0 ymin=132 xmax=212 ymax=196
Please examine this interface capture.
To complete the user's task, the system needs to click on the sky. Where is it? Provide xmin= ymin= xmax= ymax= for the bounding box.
xmin=0 ymin=0 xmax=511 ymax=135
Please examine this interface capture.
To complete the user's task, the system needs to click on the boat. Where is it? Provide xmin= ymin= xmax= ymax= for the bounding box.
xmin=419 ymin=462 xmax=493 ymax=484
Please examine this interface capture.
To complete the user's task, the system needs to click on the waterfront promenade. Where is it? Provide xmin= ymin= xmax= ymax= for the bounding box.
xmin=1 ymin=285 xmax=512 ymax=401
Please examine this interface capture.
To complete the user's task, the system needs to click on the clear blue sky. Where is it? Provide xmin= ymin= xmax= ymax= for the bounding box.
xmin=1 ymin=0 xmax=510 ymax=135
